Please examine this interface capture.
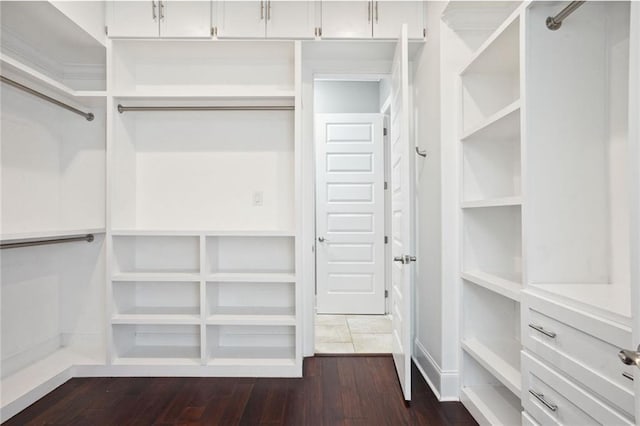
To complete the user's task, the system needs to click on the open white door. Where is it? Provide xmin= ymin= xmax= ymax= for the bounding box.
xmin=390 ymin=24 xmax=414 ymax=401
xmin=626 ymin=3 xmax=640 ymax=420
xmin=315 ymin=113 xmax=386 ymax=315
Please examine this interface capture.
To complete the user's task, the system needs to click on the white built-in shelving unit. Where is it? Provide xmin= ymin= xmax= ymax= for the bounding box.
xmin=0 ymin=1 xmax=107 ymax=421
xmin=454 ymin=2 xmax=639 ymax=424
xmin=107 ymin=39 xmax=302 ymax=375
xmin=457 ymin=4 xmax=524 ymax=424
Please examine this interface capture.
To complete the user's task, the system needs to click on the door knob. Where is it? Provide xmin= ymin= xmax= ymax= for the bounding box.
xmin=619 ymin=345 xmax=640 ymax=367
xmin=318 ymin=237 xmax=328 ymax=242
xmin=393 ymin=256 xmax=405 ymax=264
xmin=405 ymin=255 xmax=417 ymax=263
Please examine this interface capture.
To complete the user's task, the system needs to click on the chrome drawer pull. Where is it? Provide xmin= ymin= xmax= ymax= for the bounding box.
xmin=622 ymin=372 xmax=634 ymax=381
xmin=529 ymin=324 xmax=557 ymax=338
xmin=529 ymin=389 xmax=558 ymax=412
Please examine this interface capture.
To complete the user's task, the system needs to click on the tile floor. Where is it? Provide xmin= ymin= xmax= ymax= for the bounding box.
xmin=314 ymin=314 xmax=393 ymax=354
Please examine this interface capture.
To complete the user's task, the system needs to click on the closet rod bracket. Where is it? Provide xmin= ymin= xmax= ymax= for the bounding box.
xmin=546 ymin=1 xmax=585 ymax=31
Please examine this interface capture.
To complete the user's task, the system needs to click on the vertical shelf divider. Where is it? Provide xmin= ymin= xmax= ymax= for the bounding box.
xmin=200 ymin=234 xmax=207 ymax=366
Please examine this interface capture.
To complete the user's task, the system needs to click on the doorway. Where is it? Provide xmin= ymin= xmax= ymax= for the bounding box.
xmin=313 ymin=77 xmax=392 ymax=354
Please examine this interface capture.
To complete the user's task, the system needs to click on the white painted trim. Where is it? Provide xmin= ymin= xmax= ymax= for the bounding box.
xmin=413 ymin=339 xmax=459 ymax=401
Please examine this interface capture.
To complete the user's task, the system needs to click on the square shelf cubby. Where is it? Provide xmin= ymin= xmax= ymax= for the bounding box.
xmin=205 ymin=236 xmax=295 ymax=280
xmin=112 ymin=324 xmax=201 ymax=364
xmin=462 ymin=125 xmax=521 ymax=203
xmin=463 ymin=206 xmax=522 ymax=285
xmin=112 ymin=235 xmax=200 ymax=278
xmin=206 ymin=281 xmax=295 ymax=325
xmin=460 ymin=17 xmax=520 ymax=135
xmin=112 ymin=281 xmax=200 ymax=323
xmin=206 ymin=325 xmax=295 ymax=366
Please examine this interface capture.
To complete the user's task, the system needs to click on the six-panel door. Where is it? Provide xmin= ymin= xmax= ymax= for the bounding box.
xmin=315 ymin=114 xmax=386 ymax=315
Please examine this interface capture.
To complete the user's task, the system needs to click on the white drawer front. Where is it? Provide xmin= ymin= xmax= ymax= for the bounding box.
xmin=522 ymin=292 xmax=635 ymax=416
xmin=522 ymin=352 xmax=634 ymax=426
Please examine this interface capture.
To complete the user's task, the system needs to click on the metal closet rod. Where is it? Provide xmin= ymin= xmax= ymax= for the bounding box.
xmin=117 ymin=104 xmax=294 ymax=113
xmin=0 ymin=234 xmax=95 ymax=250
xmin=546 ymin=1 xmax=586 ymax=30
xmin=0 ymin=75 xmax=94 ymax=121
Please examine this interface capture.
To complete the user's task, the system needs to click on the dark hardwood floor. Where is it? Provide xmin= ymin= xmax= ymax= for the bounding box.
xmin=5 ymin=356 xmax=477 ymax=425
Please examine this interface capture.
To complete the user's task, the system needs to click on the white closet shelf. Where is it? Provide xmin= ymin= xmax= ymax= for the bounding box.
xmin=112 ymin=308 xmax=201 ymax=325
xmin=112 ymin=90 xmax=295 ymax=101
xmin=460 ymin=385 xmax=521 ymax=426
xmin=0 ymin=53 xmax=106 ymax=107
xmin=208 ymin=346 xmax=295 ymax=366
xmin=462 ymin=337 xmax=522 ymax=396
xmin=459 ymin=8 xmax=521 ymax=76
xmin=113 ymin=346 xmax=201 ymax=365
xmin=0 ymin=228 xmax=105 ymax=243
xmin=207 ymin=307 xmax=295 ymax=326
xmin=206 ymin=272 xmax=296 ymax=283
xmin=462 ymin=270 xmax=521 ymax=301
xmin=461 ymin=196 xmax=522 ymax=209
xmin=461 ymin=100 xmax=520 ymax=142
xmin=111 ymin=272 xmax=201 ymax=282
xmin=111 ymin=229 xmax=295 ymax=237
xmin=112 ymin=356 xmax=201 ymax=366
xmin=1 ymin=347 xmax=105 ymax=418
xmin=527 ymin=284 xmax=632 ymax=325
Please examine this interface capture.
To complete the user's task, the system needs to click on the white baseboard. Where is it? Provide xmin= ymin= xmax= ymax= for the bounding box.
xmin=413 ymin=339 xmax=459 ymax=401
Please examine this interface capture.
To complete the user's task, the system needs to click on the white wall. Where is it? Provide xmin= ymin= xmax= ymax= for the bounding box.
xmin=314 ymin=80 xmax=380 ymax=114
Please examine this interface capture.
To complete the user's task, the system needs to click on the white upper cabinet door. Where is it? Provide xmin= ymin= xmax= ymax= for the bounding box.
xmin=160 ymin=1 xmax=212 ymax=38
xmin=107 ymin=1 xmax=160 ymax=38
xmin=372 ymin=1 xmax=424 ymax=39
xmin=266 ymin=1 xmax=316 ymax=39
xmin=321 ymin=1 xmax=372 ymax=39
xmin=216 ymin=1 xmax=266 ymax=38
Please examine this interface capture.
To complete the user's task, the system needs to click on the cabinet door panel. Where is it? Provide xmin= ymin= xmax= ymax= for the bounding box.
xmin=266 ymin=1 xmax=316 ymax=39
xmin=321 ymin=1 xmax=371 ymax=39
xmin=373 ymin=1 xmax=423 ymax=39
xmin=160 ymin=1 xmax=211 ymax=38
xmin=107 ymin=1 xmax=159 ymax=38
xmin=216 ymin=1 xmax=265 ymax=38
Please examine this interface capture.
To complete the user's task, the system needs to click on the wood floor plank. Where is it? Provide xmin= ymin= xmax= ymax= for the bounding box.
xmin=5 ymin=357 xmax=477 ymax=426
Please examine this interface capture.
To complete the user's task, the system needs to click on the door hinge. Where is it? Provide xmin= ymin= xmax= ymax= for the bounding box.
xmin=384 ymin=236 xmax=389 ymax=244
xmin=385 ymin=290 xmax=389 ymax=298
xmin=423 ymin=28 xmax=426 ymax=38
xmin=105 ymin=26 xmax=108 ymax=35
xmin=211 ymin=27 xmax=214 ymax=36
xmin=384 ymin=181 xmax=388 ymax=190
xmin=383 ymin=127 xmax=388 ymax=136
xmin=319 ymin=27 xmax=322 ymax=37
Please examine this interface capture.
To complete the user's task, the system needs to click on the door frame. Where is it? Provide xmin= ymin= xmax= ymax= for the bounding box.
xmin=300 ymin=50 xmax=412 ymax=358
xmin=311 ymin=75 xmax=393 ymax=322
